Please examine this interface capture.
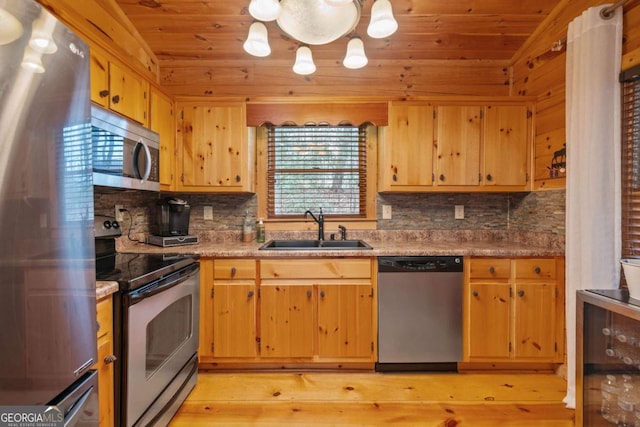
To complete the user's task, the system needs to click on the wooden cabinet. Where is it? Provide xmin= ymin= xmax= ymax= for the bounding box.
xmin=200 ymin=259 xmax=258 ymax=361
xmin=435 ymin=105 xmax=482 ymax=186
xmin=90 ymin=47 xmax=149 ymax=125
xmin=260 ymin=283 xmax=314 ymax=358
xmin=199 ymin=257 xmax=375 ymax=368
xmin=176 ymin=102 xmax=253 ymax=193
xmin=482 ymin=105 xmax=530 ymax=186
xmin=379 ymin=103 xmax=434 ymax=190
xmin=379 ymin=99 xmax=533 ymax=192
xmin=94 ymin=296 xmax=115 ymax=427
xmin=463 ymin=257 xmax=564 ymax=366
xmin=260 ymin=258 xmax=375 ymax=363
xmin=149 ymin=88 xmax=176 ymax=190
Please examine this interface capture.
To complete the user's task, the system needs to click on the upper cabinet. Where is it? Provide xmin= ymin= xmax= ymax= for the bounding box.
xmin=482 ymin=105 xmax=530 ymax=187
xmin=90 ymin=47 xmax=149 ymax=125
xmin=379 ymin=99 xmax=533 ymax=192
xmin=435 ymin=105 xmax=482 ymax=186
xmin=149 ymin=88 xmax=176 ymax=190
xmin=379 ymin=103 xmax=435 ymax=190
xmin=176 ymin=102 xmax=253 ymax=193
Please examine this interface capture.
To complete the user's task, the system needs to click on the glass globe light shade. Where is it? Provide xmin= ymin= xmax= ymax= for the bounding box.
xmin=243 ymin=22 xmax=271 ymax=57
xmin=343 ymin=36 xmax=368 ymax=69
xmin=293 ymin=46 xmax=316 ymax=75
xmin=248 ymin=0 xmax=281 ymax=22
xmin=367 ymin=0 xmax=398 ymax=39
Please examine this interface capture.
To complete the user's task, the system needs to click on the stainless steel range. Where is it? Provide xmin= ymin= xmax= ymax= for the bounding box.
xmin=95 ymin=215 xmax=200 ymax=427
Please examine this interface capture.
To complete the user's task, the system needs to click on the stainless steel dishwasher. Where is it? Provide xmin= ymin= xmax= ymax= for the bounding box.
xmin=376 ymin=256 xmax=463 ymax=371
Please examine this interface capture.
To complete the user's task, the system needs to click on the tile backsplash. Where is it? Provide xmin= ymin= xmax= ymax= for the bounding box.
xmin=94 ymin=188 xmax=565 ymax=241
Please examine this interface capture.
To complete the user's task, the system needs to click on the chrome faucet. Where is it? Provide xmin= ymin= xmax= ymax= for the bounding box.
xmin=304 ymin=208 xmax=325 ymax=241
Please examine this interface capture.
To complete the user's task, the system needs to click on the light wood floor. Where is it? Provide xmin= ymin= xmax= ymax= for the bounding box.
xmin=169 ymin=371 xmax=575 ymax=426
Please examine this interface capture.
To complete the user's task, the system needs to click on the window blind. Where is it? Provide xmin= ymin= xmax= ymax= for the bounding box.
xmin=621 ymin=64 xmax=640 ymax=258
xmin=266 ymin=125 xmax=367 ymax=217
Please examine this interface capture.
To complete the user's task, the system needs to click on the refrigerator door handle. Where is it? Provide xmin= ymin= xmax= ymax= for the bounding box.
xmin=63 ymin=385 xmax=94 ymax=427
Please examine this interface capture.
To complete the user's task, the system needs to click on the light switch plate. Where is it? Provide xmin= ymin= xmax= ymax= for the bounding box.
xmin=204 ymin=206 xmax=213 ymax=220
xmin=455 ymin=205 xmax=464 ymax=220
xmin=382 ymin=205 xmax=392 ymax=219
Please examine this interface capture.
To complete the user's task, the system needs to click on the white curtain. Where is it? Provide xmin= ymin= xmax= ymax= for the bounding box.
xmin=564 ymin=4 xmax=622 ymax=409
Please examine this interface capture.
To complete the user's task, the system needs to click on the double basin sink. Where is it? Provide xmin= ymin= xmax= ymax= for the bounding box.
xmin=259 ymin=239 xmax=372 ymax=251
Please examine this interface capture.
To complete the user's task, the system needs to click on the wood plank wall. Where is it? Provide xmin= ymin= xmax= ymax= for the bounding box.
xmin=511 ymin=0 xmax=640 ymax=190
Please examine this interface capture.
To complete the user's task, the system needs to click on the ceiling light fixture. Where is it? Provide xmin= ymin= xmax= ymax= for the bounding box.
xmin=244 ymin=0 xmax=398 ymax=75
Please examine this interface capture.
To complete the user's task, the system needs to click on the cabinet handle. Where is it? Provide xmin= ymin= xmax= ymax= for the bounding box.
xmin=104 ymin=354 xmax=117 ymax=364
xmin=247 ymin=290 xmax=254 ymax=298
xmin=230 ymin=267 xmax=236 ymax=278
xmin=307 ymin=290 xmax=312 ymax=298
xmin=392 ymin=174 xmax=398 ymax=182
xmin=111 ymin=94 xmax=120 ymax=104
xmin=99 ymin=89 xmax=109 ymax=98
xmin=472 ymin=290 xmax=479 ymax=297
xmin=235 ymin=175 xmax=241 ymax=183
xmin=320 ymin=290 xmax=325 ymax=298
xmin=518 ymin=290 xmax=525 ymax=297
xmin=439 ymin=174 xmax=445 ymax=182
xmin=534 ymin=266 xmax=541 ymax=274
xmin=489 ymin=266 xmax=495 ymax=274
xmin=486 ymin=174 xmax=493 ymax=181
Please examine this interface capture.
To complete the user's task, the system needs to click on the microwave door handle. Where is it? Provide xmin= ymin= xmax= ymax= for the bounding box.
xmin=134 ymin=139 xmax=152 ymax=182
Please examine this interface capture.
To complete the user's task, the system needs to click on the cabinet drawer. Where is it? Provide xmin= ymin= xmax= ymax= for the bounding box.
xmin=261 ymin=259 xmax=372 ymax=279
xmin=96 ymin=297 xmax=112 ymax=339
xmin=468 ymin=258 xmax=510 ymax=279
xmin=214 ymin=259 xmax=256 ymax=279
xmin=514 ymin=258 xmax=556 ymax=279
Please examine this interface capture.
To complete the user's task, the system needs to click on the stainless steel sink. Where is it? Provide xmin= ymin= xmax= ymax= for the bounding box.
xmin=259 ymin=239 xmax=373 ymax=250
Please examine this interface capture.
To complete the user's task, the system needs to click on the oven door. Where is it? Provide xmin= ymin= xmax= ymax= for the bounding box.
xmin=124 ymin=263 xmax=199 ymax=427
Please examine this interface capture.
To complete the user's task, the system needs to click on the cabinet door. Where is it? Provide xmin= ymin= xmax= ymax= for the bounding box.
xmin=260 ymin=284 xmax=314 ymax=358
xmin=212 ymin=281 xmax=257 ymax=358
xmin=108 ymin=62 xmax=148 ymax=125
xmin=513 ymin=282 xmax=557 ymax=360
xmin=150 ymin=88 xmax=175 ymax=189
xmin=178 ymin=104 xmax=248 ymax=191
xmin=317 ymin=284 xmax=373 ymax=358
xmin=95 ymin=297 xmax=114 ymax=427
xmin=467 ymin=282 xmax=510 ymax=359
xmin=483 ymin=105 xmax=529 ymax=186
xmin=89 ymin=50 xmax=109 ymax=108
xmin=382 ymin=103 xmax=434 ymax=190
xmin=435 ymin=106 xmax=481 ymax=186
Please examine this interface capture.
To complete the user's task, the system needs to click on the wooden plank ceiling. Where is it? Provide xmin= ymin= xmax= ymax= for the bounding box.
xmin=114 ymin=0 xmax=562 ymax=99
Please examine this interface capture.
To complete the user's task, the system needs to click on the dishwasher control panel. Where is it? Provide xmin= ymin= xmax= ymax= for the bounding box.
xmin=378 ymin=256 xmax=462 ymax=272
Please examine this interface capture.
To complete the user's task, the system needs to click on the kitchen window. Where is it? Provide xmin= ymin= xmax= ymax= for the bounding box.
xmin=264 ymin=124 xmax=372 ymax=218
xmin=621 ymin=64 xmax=640 ymax=258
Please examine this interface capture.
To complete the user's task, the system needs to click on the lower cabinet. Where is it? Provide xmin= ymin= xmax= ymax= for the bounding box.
xmin=199 ymin=258 xmax=376 ymax=368
xmin=94 ymin=296 xmax=115 ymax=427
xmin=463 ymin=256 xmax=565 ymax=366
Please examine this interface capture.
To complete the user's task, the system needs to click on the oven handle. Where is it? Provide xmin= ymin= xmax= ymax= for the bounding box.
xmin=129 ymin=263 xmax=199 ymax=305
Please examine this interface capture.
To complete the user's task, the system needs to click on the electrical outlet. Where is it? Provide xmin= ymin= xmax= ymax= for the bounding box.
xmin=204 ymin=206 xmax=213 ymax=220
xmin=455 ymin=205 xmax=464 ymax=220
xmin=382 ymin=205 xmax=392 ymax=219
xmin=115 ymin=204 xmax=124 ymax=222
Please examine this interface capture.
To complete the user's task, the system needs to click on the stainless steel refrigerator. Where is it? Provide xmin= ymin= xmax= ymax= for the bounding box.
xmin=0 ymin=0 xmax=97 ymax=424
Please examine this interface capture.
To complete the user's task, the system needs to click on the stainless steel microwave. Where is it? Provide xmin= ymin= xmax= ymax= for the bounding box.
xmin=91 ymin=105 xmax=160 ymax=191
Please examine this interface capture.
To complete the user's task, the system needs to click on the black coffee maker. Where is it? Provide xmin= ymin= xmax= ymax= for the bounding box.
xmin=155 ymin=197 xmax=191 ymax=236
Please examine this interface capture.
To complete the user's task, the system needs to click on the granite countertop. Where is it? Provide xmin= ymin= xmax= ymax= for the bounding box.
xmin=115 ymin=230 xmax=565 ymax=258
xmin=97 ymin=281 xmax=119 ymax=299
xmin=95 ymin=230 xmax=564 ymax=299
